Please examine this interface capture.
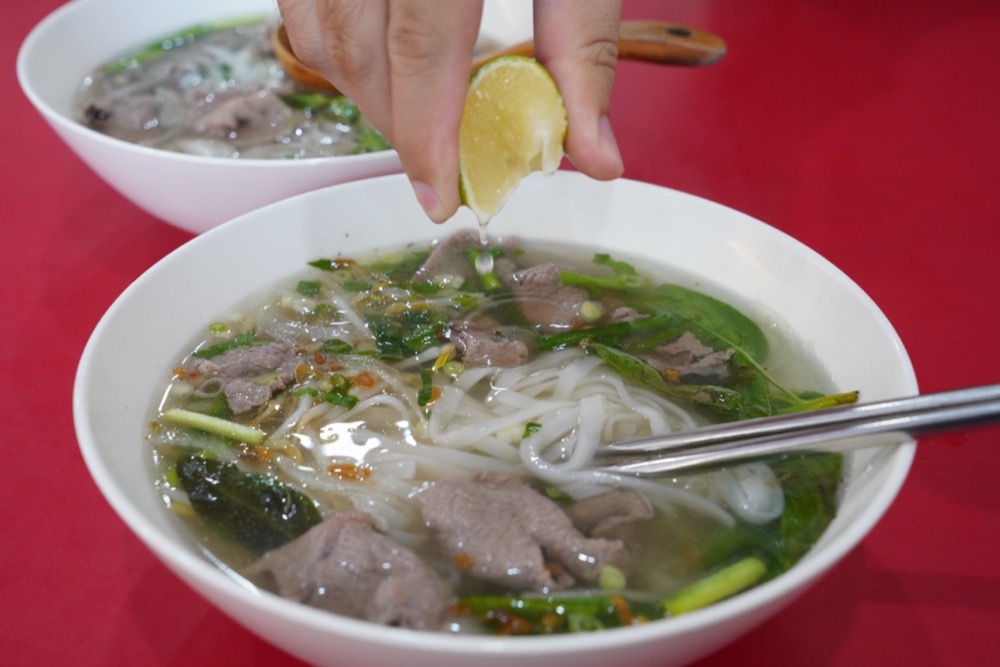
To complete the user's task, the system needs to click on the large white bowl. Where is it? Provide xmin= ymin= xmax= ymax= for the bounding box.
xmin=17 ymin=0 xmax=532 ymax=234
xmin=74 ymin=172 xmax=916 ymax=667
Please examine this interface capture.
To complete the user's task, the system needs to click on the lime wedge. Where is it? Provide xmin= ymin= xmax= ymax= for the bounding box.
xmin=458 ymin=55 xmax=568 ymax=223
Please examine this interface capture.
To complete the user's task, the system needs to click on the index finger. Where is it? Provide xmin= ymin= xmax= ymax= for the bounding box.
xmin=386 ymin=0 xmax=484 ymax=222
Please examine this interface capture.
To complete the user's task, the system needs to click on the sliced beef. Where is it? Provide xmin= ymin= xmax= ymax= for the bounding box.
xmin=192 ymin=342 xmax=298 ymax=414
xmin=83 ymin=95 xmax=159 ymax=133
xmin=640 ymin=331 xmax=734 ymax=382
xmin=414 ymin=473 xmax=628 ymax=592
xmin=504 ymin=263 xmax=590 ymax=333
xmin=244 ymin=511 xmax=454 ymax=630
xmin=413 ymin=229 xmax=518 ymax=285
xmin=608 ymin=306 xmax=645 ymax=323
xmin=198 ymin=91 xmax=292 ymax=143
xmin=449 ymin=319 xmax=530 ymax=368
xmin=563 ymin=488 xmax=653 ymax=540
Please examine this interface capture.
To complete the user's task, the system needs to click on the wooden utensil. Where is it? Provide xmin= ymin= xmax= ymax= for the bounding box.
xmin=273 ymin=21 xmax=727 ymax=93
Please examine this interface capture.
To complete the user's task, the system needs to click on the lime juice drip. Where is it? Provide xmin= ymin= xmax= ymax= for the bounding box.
xmin=475 ymin=221 xmax=494 ymax=275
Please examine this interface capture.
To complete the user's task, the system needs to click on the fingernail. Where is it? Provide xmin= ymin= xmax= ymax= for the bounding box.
xmin=411 ymin=179 xmax=443 ymax=221
xmin=598 ymin=115 xmax=624 ymax=175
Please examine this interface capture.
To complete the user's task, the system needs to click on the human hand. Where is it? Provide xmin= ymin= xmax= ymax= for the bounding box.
xmin=277 ymin=0 xmax=624 ymax=223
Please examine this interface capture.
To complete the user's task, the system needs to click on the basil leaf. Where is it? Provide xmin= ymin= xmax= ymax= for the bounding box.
xmin=176 ymin=455 xmax=321 ymax=554
xmin=587 ymin=342 xmax=744 ymax=413
xmin=629 ymin=284 xmax=769 ymax=362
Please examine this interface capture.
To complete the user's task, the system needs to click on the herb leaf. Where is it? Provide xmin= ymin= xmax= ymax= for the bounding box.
xmin=773 ymin=453 xmax=842 ymax=567
xmin=176 ymin=455 xmax=322 ymax=554
xmin=628 ymin=284 xmax=769 ymax=362
xmin=537 ymin=313 xmax=675 ymax=351
xmin=192 ymin=332 xmax=257 ymax=359
xmin=586 ymin=341 xmax=744 ymax=413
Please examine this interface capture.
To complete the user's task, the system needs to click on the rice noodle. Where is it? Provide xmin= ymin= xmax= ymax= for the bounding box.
xmin=268 ymin=393 xmax=315 ymax=441
xmin=711 ymin=463 xmax=785 ymax=523
xmin=326 ymin=285 xmax=369 ymax=333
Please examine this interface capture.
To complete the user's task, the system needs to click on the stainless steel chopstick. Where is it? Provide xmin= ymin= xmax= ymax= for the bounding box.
xmin=594 ymin=383 xmax=1000 ymax=476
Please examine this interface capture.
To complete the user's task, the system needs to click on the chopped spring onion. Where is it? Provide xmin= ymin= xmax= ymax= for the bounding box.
xmin=417 ymin=370 xmax=435 ymax=406
xmin=598 ymin=563 xmax=627 ymax=591
xmin=161 ymin=408 xmax=266 ymax=445
xmin=192 ymin=332 xmax=257 ymax=358
xmin=432 ymin=344 xmax=457 ymax=372
xmin=580 ymin=300 xmax=604 ymax=322
xmin=297 ymin=280 xmax=321 ymax=296
xmin=664 ymin=556 xmax=767 ymax=616
xmin=441 ymin=360 xmax=465 ymax=378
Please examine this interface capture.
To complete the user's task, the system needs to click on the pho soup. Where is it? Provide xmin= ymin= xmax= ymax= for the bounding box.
xmin=76 ymin=17 xmax=389 ymax=159
xmin=146 ymin=229 xmax=856 ymax=634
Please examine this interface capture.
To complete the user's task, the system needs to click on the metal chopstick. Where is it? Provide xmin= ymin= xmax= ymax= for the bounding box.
xmin=593 ymin=383 xmax=1000 ymax=476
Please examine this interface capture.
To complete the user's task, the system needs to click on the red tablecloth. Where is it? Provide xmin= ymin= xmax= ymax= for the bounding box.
xmin=4 ymin=1 xmax=999 ymax=665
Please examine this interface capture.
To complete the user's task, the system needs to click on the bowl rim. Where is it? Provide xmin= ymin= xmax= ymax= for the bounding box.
xmin=72 ymin=171 xmax=917 ymax=656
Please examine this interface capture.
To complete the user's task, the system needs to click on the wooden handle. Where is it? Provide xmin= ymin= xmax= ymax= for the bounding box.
xmin=471 ymin=20 xmax=726 ymax=70
xmin=277 ymin=20 xmax=727 ymax=93
xmin=616 ymin=21 xmax=727 ymax=67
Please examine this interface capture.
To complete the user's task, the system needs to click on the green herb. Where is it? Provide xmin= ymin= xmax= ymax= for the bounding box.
xmin=557 ymin=254 xmax=643 ymax=296
xmin=320 ymin=338 xmax=354 ymax=354
xmin=181 ymin=391 xmax=231 ymax=420
xmin=543 ymin=276 xmax=860 ymax=418
xmin=452 ymin=293 xmax=480 ymax=310
xmin=627 ymin=283 xmax=769 ymax=362
xmin=593 ymin=253 xmax=639 ymax=276
xmin=598 ymin=563 xmax=627 ymax=591
xmin=622 ymin=282 xmax=843 ymax=414
xmin=354 ymin=129 xmax=392 ymax=154
xmin=536 ymin=313 xmax=675 ymax=351
xmin=175 ymin=455 xmax=321 ymax=554
xmin=403 ymin=322 xmax=445 ymax=354
xmin=366 ymin=250 xmax=431 ymax=276
xmin=459 ymin=593 xmax=665 ymax=634
xmin=467 ymin=247 xmax=504 ymax=292
xmin=774 ymin=453 xmax=843 ymax=568
xmin=293 ymin=381 xmax=359 ymax=409
xmin=559 ymin=269 xmax=645 ymax=293
xmin=543 ymin=485 xmax=574 ymax=505
xmin=417 ymin=370 xmax=434 ymax=406
xmin=701 ymin=452 xmax=844 ymax=576
xmin=410 ymin=281 xmax=443 ymax=296
xmin=523 ymin=422 xmax=542 ymax=438
xmin=398 ymin=308 xmax=445 ymax=353
xmin=664 ymin=557 xmax=767 ymax=616
xmin=296 ymin=280 xmax=321 ymax=296
xmin=586 ymin=342 xmax=745 ymax=413
xmin=192 ymin=332 xmax=257 ymax=359
xmin=558 ymin=253 xmax=644 ymax=294
xmin=161 ymin=408 xmax=266 ymax=445
xmin=308 ymin=258 xmax=353 ymax=272
xmin=105 ymin=15 xmax=266 ymax=72
xmin=280 ymin=93 xmax=360 ymax=123
xmin=367 ymin=316 xmax=403 ymax=360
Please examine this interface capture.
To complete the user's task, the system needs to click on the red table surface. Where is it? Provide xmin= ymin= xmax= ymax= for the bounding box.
xmin=4 ymin=1 xmax=999 ymax=665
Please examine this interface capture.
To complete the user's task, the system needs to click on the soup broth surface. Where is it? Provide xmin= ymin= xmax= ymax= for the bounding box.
xmin=147 ymin=231 xmax=851 ymax=634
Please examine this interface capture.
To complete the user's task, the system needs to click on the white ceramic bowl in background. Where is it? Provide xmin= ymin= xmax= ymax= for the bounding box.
xmin=17 ymin=0 xmax=532 ymax=234
xmin=74 ymin=172 xmax=916 ymax=667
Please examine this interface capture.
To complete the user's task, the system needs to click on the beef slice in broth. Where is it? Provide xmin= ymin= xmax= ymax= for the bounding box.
xmin=245 ymin=511 xmax=454 ymax=630
xmin=414 ymin=473 xmax=629 ymax=592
